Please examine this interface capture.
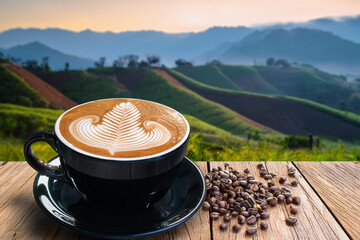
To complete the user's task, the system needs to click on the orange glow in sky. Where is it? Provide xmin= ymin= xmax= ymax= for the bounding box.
xmin=0 ymin=0 xmax=359 ymax=33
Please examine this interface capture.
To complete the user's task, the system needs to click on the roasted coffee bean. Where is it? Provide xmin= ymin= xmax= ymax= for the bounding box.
xmin=260 ymin=213 xmax=269 ymax=219
xmin=238 ymin=215 xmax=246 ymax=224
xmin=273 ymin=190 xmax=282 ymax=197
xmin=248 ymin=179 xmax=258 ymax=184
xmin=232 ymin=224 xmax=241 ymax=233
xmin=288 ymin=167 xmax=296 ymax=176
xmin=206 ymin=182 xmax=213 ymax=190
xmin=282 ymin=187 xmax=291 ymax=193
xmin=292 ymin=196 xmax=301 ymax=205
xmin=244 ymin=168 xmax=250 ymax=174
xmin=212 ymin=205 xmax=219 ymax=211
xmin=247 ymin=215 xmax=257 ymax=225
xmin=286 ymin=197 xmax=293 ymax=204
xmin=227 ymin=198 xmax=236 ymax=204
xmin=260 ymin=171 xmax=266 ymax=177
xmin=208 ymin=197 xmax=216 ymax=205
xmin=277 ymin=194 xmax=285 ymax=203
xmin=240 ymin=180 xmax=247 ymax=187
xmin=220 ymin=222 xmax=228 ymax=230
xmin=290 ymin=205 xmax=298 ymax=214
xmin=241 ymin=211 xmax=250 ymax=217
xmin=261 ymin=203 xmax=268 ymax=210
xmin=267 ymin=181 xmax=275 ymax=187
xmin=231 ymin=211 xmax=240 ymax=217
xmin=283 ymin=192 xmax=292 ymax=198
xmin=233 ymin=205 xmax=242 ymax=213
xmin=286 ymin=217 xmax=297 ymax=226
xmin=291 ymin=180 xmax=298 ymax=187
xmin=246 ymin=228 xmax=257 ymax=235
xmin=218 ymin=201 xmax=226 ymax=208
xmin=224 ymin=213 xmax=232 ymax=222
xmin=219 ymin=208 xmax=228 ymax=215
xmin=257 ymin=163 xmax=264 ymax=169
xmin=267 ymin=197 xmax=278 ymax=206
xmin=212 ymin=190 xmax=221 ymax=196
xmin=212 ymin=186 xmax=220 ymax=192
xmin=269 ymin=186 xmax=279 ymax=192
xmin=264 ymin=174 xmax=272 ymax=180
xmin=202 ymin=202 xmax=210 ymax=210
xmin=260 ymin=221 xmax=268 ymax=230
xmin=224 ymin=162 xmax=229 ymax=167
xmin=220 ymin=171 xmax=230 ymax=179
xmin=210 ymin=212 xmax=220 ymax=220
xmin=279 ymin=176 xmax=287 ymax=184
xmin=248 ymin=208 xmax=258 ymax=215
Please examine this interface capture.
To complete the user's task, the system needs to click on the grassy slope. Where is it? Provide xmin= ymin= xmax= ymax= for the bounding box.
xmin=175 ymin=65 xmax=240 ymax=90
xmin=0 ymin=64 xmax=48 ymax=107
xmin=0 ymin=103 xmax=248 ymax=161
xmin=119 ymin=69 xmax=271 ymax=138
xmin=218 ymin=65 xmax=278 ymax=94
xmin=166 ymin=68 xmax=360 ymax=126
xmin=255 ymin=66 xmax=360 ymax=110
xmin=39 ymin=70 xmax=119 ymax=103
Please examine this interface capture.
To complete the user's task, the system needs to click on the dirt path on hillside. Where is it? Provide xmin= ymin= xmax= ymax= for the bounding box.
xmin=153 ymin=69 xmax=273 ymax=132
xmin=152 ymin=69 xmax=189 ymax=89
xmin=4 ymin=63 xmax=77 ymax=109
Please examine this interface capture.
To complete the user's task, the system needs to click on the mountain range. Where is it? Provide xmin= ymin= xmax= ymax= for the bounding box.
xmin=0 ymin=15 xmax=359 ymax=75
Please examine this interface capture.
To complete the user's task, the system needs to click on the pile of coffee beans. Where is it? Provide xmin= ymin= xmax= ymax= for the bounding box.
xmin=203 ymin=163 xmax=301 ymax=235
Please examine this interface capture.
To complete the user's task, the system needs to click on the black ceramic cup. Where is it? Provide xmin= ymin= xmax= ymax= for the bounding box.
xmin=24 ymin=99 xmax=190 ymax=210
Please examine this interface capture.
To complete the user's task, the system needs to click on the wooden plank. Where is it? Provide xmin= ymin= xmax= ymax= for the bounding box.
xmin=208 ymin=162 xmax=349 ymax=240
xmin=294 ymin=161 xmax=360 ymax=239
xmin=0 ymin=161 xmax=210 ymax=240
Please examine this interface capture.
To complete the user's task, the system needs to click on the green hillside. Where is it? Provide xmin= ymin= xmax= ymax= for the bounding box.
xmin=39 ymin=70 xmax=119 ymax=103
xmin=0 ymin=64 xmax=48 ymax=107
xmin=116 ymin=69 xmax=271 ymax=138
xmin=0 ymin=103 xmax=250 ymax=161
xmin=166 ymin=68 xmax=360 ymax=140
xmin=218 ymin=65 xmax=278 ymax=94
xmin=175 ymin=65 xmax=239 ymax=90
xmin=255 ymin=66 xmax=360 ymax=112
xmin=175 ymin=64 xmax=360 ymax=114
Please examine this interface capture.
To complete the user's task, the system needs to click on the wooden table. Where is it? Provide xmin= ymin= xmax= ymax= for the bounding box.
xmin=0 ymin=161 xmax=359 ymax=240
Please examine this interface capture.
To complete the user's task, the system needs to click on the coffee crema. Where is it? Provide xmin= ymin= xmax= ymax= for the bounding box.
xmin=56 ymin=99 xmax=189 ymax=158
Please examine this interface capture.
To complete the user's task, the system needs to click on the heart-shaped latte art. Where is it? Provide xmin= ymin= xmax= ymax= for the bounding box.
xmin=69 ymin=102 xmax=172 ymax=155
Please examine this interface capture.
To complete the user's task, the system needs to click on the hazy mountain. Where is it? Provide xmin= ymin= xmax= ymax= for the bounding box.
xmin=0 ymin=27 xmax=252 ymax=65
xmin=0 ymin=42 xmax=94 ymax=70
xmin=257 ymin=15 xmax=360 ymax=44
xmin=219 ymin=28 xmax=360 ymax=76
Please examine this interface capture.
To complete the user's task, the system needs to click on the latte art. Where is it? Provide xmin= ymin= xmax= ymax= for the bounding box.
xmin=56 ymin=98 xmax=188 ymax=159
xmin=69 ymin=102 xmax=172 ymax=155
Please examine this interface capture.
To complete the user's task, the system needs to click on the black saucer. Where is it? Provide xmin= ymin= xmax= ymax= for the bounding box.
xmin=33 ymin=157 xmax=206 ymax=239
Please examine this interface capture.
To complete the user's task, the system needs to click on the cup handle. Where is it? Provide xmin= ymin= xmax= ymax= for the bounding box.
xmin=24 ymin=131 xmax=68 ymax=183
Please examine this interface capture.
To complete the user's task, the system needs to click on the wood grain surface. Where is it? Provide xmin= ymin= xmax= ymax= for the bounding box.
xmin=294 ymin=162 xmax=360 ymax=240
xmin=0 ymin=161 xmax=358 ymax=240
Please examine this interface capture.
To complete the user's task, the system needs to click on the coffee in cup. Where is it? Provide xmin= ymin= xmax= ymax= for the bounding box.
xmin=24 ymin=98 xmax=190 ymax=209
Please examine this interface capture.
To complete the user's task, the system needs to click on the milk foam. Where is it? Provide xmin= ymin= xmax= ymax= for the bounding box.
xmin=69 ymin=102 xmax=172 ymax=155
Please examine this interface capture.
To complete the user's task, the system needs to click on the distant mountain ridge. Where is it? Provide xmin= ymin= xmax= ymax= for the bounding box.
xmin=0 ymin=15 xmax=359 ymax=75
xmin=217 ymin=28 xmax=360 ymax=76
xmin=0 ymin=42 xmax=94 ymax=70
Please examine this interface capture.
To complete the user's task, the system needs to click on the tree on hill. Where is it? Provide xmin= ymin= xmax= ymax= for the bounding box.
xmin=0 ymin=52 xmax=3 ymax=59
xmin=125 ymin=54 xmax=139 ymax=68
xmin=275 ymin=59 xmax=291 ymax=68
xmin=175 ymin=59 xmax=193 ymax=67
xmin=113 ymin=56 xmax=127 ymax=69
xmin=266 ymin=57 xmax=275 ymax=66
xmin=146 ymin=55 xmax=161 ymax=67
xmin=139 ymin=60 xmax=149 ymax=68
xmin=41 ymin=57 xmax=51 ymax=72
xmin=95 ymin=57 xmax=106 ymax=68
xmin=65 ymin=62 xmax=70 ymax=71
xmin=206 ymin=59 xmax=222 ymax=66
xmin=22 ymin=60 xmax=42 ymax=73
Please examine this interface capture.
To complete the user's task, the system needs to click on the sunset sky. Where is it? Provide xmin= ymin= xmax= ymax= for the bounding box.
xmin=0 ymin=0 xmax=359 ymax=33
